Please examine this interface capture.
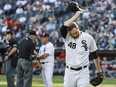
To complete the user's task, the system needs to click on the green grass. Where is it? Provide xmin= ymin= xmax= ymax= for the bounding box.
xmin=0 ymin=75 xmax=116 ymax=87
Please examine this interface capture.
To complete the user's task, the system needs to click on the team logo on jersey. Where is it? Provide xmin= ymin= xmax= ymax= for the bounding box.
xmin=81 ymin=40 xmax=88 ymax=51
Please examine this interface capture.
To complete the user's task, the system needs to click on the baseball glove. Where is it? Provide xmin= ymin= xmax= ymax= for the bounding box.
xmin=67 ymin=2 xmax=83 ymax=13
xmin=90 ymin=72 xmax=104 ymax=86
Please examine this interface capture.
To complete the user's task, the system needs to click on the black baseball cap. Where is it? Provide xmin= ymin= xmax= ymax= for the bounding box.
xmin=4 ymin=30 xmax=13 ymax=35
xmin=29 ymin=30 xmax=36 ymax=36
xmin=41 ymin=33 xmax=49 ymax=38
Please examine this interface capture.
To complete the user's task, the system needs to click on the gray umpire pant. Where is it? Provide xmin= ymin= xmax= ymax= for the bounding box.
xmin=4 ymin=58 xmax=16 ymax=87
xmin=16 ymin=58 xmax=33 ymax=87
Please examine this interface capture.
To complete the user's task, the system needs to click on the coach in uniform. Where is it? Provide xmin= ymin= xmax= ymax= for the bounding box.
xmin=16 ymin=30 xmax=36 ymax=87
xmin=37 ymin=32 xmax=55 ymax=87
xmin=4 ymin=30 xmax=18 ymax=87
xmin=60 ymin=11 xmax=102 ymax=87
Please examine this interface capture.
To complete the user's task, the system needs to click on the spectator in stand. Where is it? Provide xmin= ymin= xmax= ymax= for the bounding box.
xmin=18 ymin=14 xmax=26 ymax=23
xmin=108 ymin=36 xmax=116 ymax=49
xmin=15 ymin=28 xmax=23 ymax=40
xmin=0 ymin=0 xmax=115 ymax=50
xmin=101 ymin=57 xmax=113 ymax=77
xmin=32 ymin=1 xmax=40 ymax=11
xmin=14 ymin=19 xmax=21 ymax=29
xmin=56 ymin=50 xmax=65 ymax=60
xmin=55 ymin=37 xmax=64 ymax=47
xmin=100 ymin=36 xmax=110 ymax=49
xmin=0 ymin=15 xmax=5 ymax=26
xmin=15 ymin=5 xmax=24 ymax=14
xmin=0 ymin=7 xmax=4 ymax=15
xmin=29 ymin=14 xmax=37 ymax=24
xmin=6 ymin=16 xmax=14 ymax=30
xmin=101 ymin=57 xmax=109 ymax=77
xmin=3 ymin=2 xmax=12 ymax=15
xmin=50 ymin=30 xmax=59 ymax=44
xmin=111 ymin=57 xmax=116 ymax=70
xmin=16 ymin=0 xmax=27 ymax=6
xmin=46 ymin=20 xmax=56 ymax=31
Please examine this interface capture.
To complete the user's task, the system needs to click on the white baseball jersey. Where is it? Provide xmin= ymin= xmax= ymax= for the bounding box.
xmin=63 ymin=32 xmax=98 ymax=68
xmin=39 ymin=42 xmax=55 ymax=62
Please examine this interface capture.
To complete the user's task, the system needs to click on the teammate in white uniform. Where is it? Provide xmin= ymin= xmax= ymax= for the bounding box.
xmin=37 ymin=33 xmax=54 ymax=87
xmin=60 ymin=11 xmax=102 ymax=87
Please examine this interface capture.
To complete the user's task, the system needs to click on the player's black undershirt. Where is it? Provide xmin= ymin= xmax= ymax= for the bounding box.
xmin=60 ymin=25 xmax=68 ymax=38
xmin=90 ymin=51 xmax=98 ymax=59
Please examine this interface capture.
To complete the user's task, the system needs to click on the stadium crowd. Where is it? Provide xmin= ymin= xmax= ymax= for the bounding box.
xmin=0 ymin=0 xmax=116 ymax=50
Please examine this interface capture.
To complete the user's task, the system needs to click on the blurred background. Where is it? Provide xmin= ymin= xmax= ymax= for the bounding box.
xmin=0 ymin=0 xmax=116 ymax=78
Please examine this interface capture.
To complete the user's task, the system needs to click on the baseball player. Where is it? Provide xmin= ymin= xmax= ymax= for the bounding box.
xmin=37 ymin=33 xmax=55 ymax=87
xmin=60 ymin=11 xmax=102 ymax=87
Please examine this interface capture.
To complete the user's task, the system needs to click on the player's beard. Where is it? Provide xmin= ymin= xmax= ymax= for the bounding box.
xmin=73 ymin=35 xmax=79 ymax=39
xmin=72 ymin=31 xmax=80 ymax=39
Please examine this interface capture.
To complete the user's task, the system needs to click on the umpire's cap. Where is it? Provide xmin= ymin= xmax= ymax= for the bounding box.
xmin=29 ymin=30 xmax=36 ymax=36
xmin=4 ymin=30 xmax=13 ymax=35
xmin=41 ymin=32 xmax=49 ymax=38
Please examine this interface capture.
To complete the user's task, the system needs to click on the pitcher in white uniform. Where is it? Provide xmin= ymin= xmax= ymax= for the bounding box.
xmin=37 ymin=33 xmax=55 ymax=87
xmin=60 ymin=11 xmax=102 ymax=87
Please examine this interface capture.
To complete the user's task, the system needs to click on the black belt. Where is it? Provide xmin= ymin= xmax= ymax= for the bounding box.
xmin=40 ymin=61 xmax=49 ymax=64
xmin=20 ymin=58 xmax=32 ymax=61
xmin=66 ymin=65 xmax=87 ymax=71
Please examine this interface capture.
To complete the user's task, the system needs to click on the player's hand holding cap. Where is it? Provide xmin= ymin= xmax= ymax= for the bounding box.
xmin=67 ymin=1 xmax=85 ymax=13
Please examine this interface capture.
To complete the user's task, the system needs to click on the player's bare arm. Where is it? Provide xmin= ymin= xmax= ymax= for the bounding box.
xmin=91 ymin=53 xmax=103 ymax=86
xmin=37 ymin=59 xmax=42 ymax=70
xmin=91 ymin=51 xmax=102 ymax=73
xmin=5 ymin=47 xmax=17 ymax=60
xmin=60 ymin=11 xmax=82 ymax=39
xmin=38 ymin=53 xmax=49 ymax=60
xmin=64 ymin=11 xmax=82 ymax=27
xmin=8 ymin=47 xmax=17 ymax=56
xmin=93 ymin=57 xmax=102 ymax=73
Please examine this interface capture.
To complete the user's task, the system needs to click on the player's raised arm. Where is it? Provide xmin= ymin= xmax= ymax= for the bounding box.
xmin=60 ymin=2 xmax=84 ymax=39
xmin=64 ymin=11 xmax=82 ymax=27
xmin=60 ymin=11 xmax=82 ymax=39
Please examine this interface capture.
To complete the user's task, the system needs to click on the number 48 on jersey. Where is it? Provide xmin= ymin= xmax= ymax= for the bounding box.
xmin=68 ymin=42 xmax=76 ymax=49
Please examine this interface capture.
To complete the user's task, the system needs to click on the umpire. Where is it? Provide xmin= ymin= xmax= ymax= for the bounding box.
xmin=16 ymin=30 xmax=36 ymax=87
xmin=4 ymin=30 xmax=18 ymax=87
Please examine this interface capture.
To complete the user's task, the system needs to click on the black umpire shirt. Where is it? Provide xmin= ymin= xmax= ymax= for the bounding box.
xmin=18 ymin=37 xmax=35 ymax=61
xmin=5 ymin=38 xmax=17 ymax=58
